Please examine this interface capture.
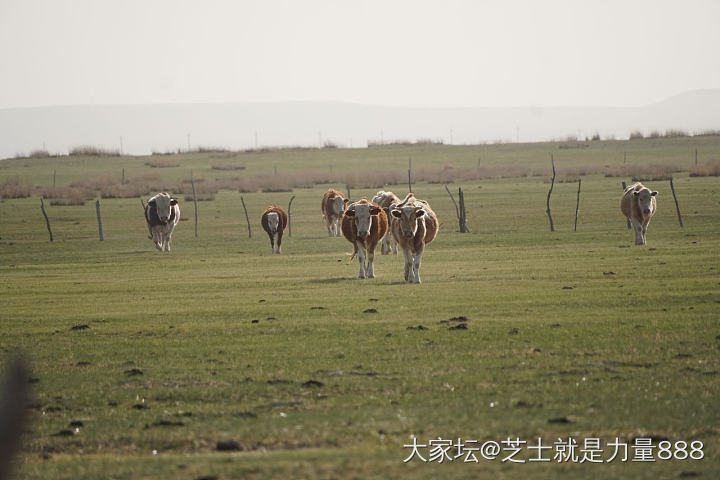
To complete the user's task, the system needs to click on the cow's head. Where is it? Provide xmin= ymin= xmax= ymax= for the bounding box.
xmin=331 ymin=195 xmax=348 ymax=216
xmin=266 ymin=212 xmax=280 ymax=233
xmin=391 ymin=205 xmax=425 ymax=239
xmin=149 ymin=193 xmax=178 ymax=224
xmin=345 ymin=201 xmax=380 ymax=239
xmin=633 ymin=188 xmax=657 ymax=216
xmin=371 ymin=191 xmax=386 ymax=205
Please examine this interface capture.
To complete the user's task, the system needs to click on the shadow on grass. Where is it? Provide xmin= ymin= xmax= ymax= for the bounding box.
xmin=308 ymin=277 xmax=353 ymax=284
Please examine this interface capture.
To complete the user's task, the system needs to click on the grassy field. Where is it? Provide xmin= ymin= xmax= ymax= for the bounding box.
xmin=1 ymin=138 xmax=720 ymax=479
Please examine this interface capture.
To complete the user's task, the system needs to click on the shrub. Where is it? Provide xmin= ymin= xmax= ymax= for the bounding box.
xmin=664 ymin=129 xmax=688 ymax=138
xmin=210 ymin=163 xmax=246 ymax=171
xmin=689 ymin=162 xmax=720 ymax=177
xmin=0 ymin=178 xmax=34 ymax=198
xmin=145 ymin=159 xmax=180 ymax=168
xmin=70 ymin=145 xmax=121 ymax=156
xmin=694 ymin=129 xmax=720 ymax=137
xmin=38 ymin=186 xmax=94 ymax=205
xmin=29 ymin=149 xmax=52 ymax=158
xmin=629 ymin=130 xmax=644 ymax=140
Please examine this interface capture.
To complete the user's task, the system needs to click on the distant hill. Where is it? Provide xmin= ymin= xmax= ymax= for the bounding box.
xmin=1 ymin=90 xmax=719 ymax=159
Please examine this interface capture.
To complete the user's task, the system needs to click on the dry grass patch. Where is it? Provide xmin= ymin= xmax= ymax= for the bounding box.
xmin=689 ymin=162 xmax=720 ymax=177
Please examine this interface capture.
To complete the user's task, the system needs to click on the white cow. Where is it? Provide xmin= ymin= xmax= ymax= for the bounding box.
xmin=621 ymin=182 xmax=658 ymax=245
xmin=372 ymin=190 xmax=400 ymax=254
xmin=144 ymin=192 xmax=180 ymax=251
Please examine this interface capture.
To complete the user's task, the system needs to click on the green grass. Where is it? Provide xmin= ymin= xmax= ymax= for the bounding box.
xmin=1 ymin=139 xmax=720 ymax=479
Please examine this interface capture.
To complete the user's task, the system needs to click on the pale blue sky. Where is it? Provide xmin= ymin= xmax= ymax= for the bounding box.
xmin=1 ymin=0 xmax=719 ymax=109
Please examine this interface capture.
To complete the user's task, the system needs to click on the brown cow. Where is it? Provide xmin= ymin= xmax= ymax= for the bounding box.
xmin=621 ymin=182 xmax=658 ymax=245
xmin=261 ymin=205 xmax=288 ymax=254
xmin=321 ymin=188 xmax=349 ymax=237
xmin=341 ymin=198 xmax=389 ymax=279
xmin=389 ymin=193 xmax=438 ymax=284
xmin=372 ymin=190 xmax=401 ymax=254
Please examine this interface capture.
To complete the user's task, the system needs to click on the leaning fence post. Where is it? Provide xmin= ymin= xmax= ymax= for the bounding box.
xmin=444 ymin=184 xmax=468 ymax=233
xmin=287 ymin=195 xmax=296 ymax=237
xmin=546 ymin=154 xmax=556 ymax=232
xmin=240 ymin=196 xmax=252 ymax=238
xmin=95 ymin=199 xmax=104 ymax=241
xmin=346 ymin=184 xmax=351 ymax=202
xmin=621 ymin=181 xmax=631 ymax=229
xmin=669 ymin=178 xmax=683 ymax=227
xmin=574 ymin=178 xmax=581 ymax=232
xmin=40 ymin=197 xmax=53 ymax=242
xmin=444 ymin=184 xmax=460 ymax=220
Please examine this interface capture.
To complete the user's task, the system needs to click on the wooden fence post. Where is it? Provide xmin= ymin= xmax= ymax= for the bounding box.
xmin=190 ymin=170 xmax=198 ymax=237
xmin=669 ymin=178 xmax=683 ymax=227
xmin=574 ymin=178 xmax=581 ymax=232
xmin=621 ymin=181 xmax=631 ymax=229
xmin=346 ymin=184 xmax=351 ymax=202
xmin=458 ymin=187 xmax=469 ymax=233
xmin=546 ymin=154 xmax=556 ymax=232
xmin=444 ymin=184 xmax=460 ymax=220
xmin=95 ymin=199 xmax=104 ymax=241
xmin=287 ymin=195 xmax=296 ymax=237
xmin=444 ymin=184 xmax=469 ymax=233
xmin=40 ymin=197 xmax=53 ymax=242
xmin=240 ymin=196 xmax=252 ymax=238
xmin=408 ymin=156 xmax=412 ymax=193
xmin=53 ymin=169 xmax=56 ymax=188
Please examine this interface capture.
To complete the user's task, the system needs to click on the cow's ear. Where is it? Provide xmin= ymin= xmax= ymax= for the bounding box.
xmin=148 ymin=199 xmax=156 ymax=206
xmin=650 ymin=191 xmax=658 ymax=196
xmin=391 ymin=209 xmax=402 ymax=218
xmin=415 ymin=209 xmax=426 ymax=217
xmin=343 ymin=198 xmax=349 ymax=204
xmin=633 ymin=191 xmax=640 ymax=196
xmin=369 ymin=206 xmax=381 ymax=215
xmin=345 ymin=209 xmax=355 ymax=217
xmin=170 ymin=198 xmax=178 ymax=205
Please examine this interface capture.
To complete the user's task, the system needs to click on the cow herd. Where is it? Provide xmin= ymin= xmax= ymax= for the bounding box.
xmin=142 ymin=182 xmax=659 ymax=282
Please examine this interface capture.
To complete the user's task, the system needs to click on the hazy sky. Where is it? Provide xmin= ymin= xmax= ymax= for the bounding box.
xmin=1 ymin=0 xmax=719 ymax=109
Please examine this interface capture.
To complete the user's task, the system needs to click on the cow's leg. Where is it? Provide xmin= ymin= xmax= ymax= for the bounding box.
xmin=402 ymin=249 xmax=412 ymax=282
xmin=151 ymin=228 xmax=163 ymax=251
xmin=392 ymin=239 xmax=398 ymax=255
xmin=164 ymin=232 xmax=172 ymax=252
xmin=412 ymin=251 xmax=423 ymax=284
xmin=335 ymin=218 xmax=342 ymax=237
xmin=327 ymin=220 xmax=333 ymax=237
xmin=630 ymin=218 xmax=643 ymax=245
xmin=641 ymin=218 xmax=650 ymax=245
xmin=275 ymin=230 xmax=283 ymax=254
xmin=366 ymin=248 xmax=376 ymax=278
xmin=380 ymin=235 xmax=390 ymax=255
xmin=355 ymin=241 xmax=366 ymax=278
xmin=266 ymin=230 xmax=275 ymax=253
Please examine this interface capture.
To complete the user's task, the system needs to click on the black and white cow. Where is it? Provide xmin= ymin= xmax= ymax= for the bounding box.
xmin=144 ymin=192 xmax=180 ymax=251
